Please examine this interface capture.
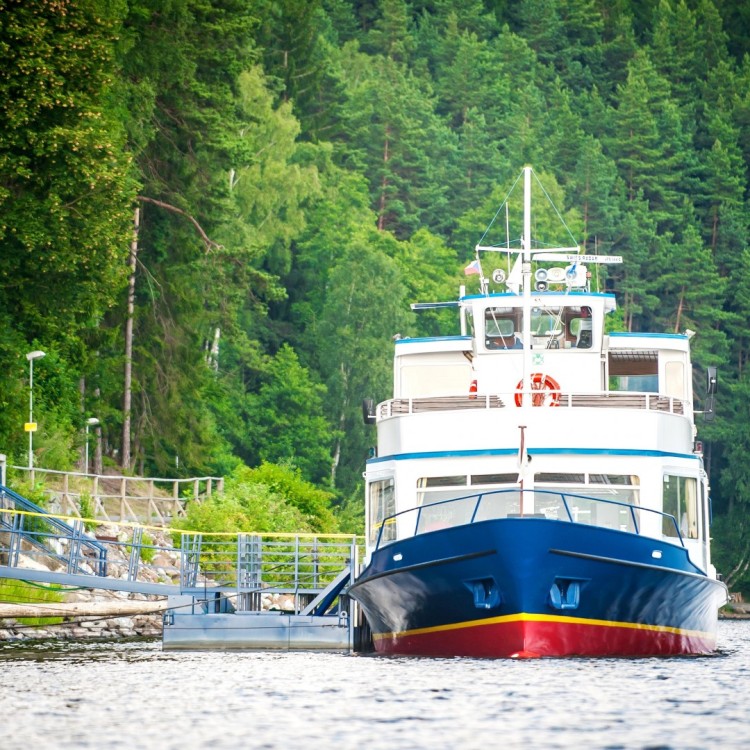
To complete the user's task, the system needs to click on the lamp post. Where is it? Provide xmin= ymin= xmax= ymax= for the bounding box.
xmin=85 ymin=417 xmax=99 ymax=475
xmin=25 ymin=350 xmax=46 ymax=478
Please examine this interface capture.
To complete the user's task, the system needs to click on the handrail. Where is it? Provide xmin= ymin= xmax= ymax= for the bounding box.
xmin=373 ymin=487 xmax=684 ymax=551
xmin=377 ymin=391 xmax=687 ymax=418
xmin=0 ymin=485 xmax=108 ymax=575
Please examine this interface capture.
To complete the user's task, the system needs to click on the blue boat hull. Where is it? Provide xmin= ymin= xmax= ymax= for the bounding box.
xmin=349 ymin=519 xmax=727 ymax=657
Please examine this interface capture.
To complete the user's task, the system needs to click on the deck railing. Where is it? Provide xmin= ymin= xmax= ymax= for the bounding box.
xmin=377 ymin=392 xmax=687 ymax=418
xmin=372 ymin=487 xmax=684 ymax=552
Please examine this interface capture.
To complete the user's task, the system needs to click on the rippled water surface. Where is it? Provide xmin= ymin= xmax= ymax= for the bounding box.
xmin=1 ymin=620 xmax=748 ymax=749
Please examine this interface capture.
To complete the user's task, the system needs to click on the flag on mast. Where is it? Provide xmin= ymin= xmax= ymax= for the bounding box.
xmin=464 ymin=259 xmax=481 ymax=276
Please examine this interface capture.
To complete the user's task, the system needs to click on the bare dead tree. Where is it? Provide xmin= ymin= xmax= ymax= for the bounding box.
xmin=121 ymin=199 xmax=221 ymax=470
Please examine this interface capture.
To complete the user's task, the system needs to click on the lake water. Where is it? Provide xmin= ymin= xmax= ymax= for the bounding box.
xmin=1 ymin=620 xmax=748 ymax=750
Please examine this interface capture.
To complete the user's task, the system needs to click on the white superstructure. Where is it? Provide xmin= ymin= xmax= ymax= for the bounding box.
xmin=363 ymin=168 xmax=715 ymax=581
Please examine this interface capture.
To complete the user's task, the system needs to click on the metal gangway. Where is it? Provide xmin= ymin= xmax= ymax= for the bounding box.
xmin=0 ymin=485 xmax=363 ymax=650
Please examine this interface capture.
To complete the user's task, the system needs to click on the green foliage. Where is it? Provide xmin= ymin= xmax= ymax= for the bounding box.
xmin=243 ymin=345 xmax=335 ymax=485
xmin=233 ymin=463 xmax=338 ymax=532
xmin=1 ymin=0 xmax=750 ymax=574
xmin=78 ymin=492 xmax=97 ymax=532
xmin=710 ymin=510 xmax=750 ymax=596
xmin=0 ymin=578 xmax=64 ymax=626
xmin=0 ymin=0 xmax=138 ymax=344
xmin=178 ymin=463 xmax=328 ymax=534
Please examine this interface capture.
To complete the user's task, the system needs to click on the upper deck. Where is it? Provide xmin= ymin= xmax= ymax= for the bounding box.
xmin=391 ymin=291 xmax=694 ymax=413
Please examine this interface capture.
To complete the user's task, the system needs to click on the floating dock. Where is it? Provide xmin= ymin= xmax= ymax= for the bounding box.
xmin=0 ymin=485 xmax=364 ymax=651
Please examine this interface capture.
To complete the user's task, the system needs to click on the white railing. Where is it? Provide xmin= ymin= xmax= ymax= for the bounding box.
xmin=378 ymin=392 xmax=687 ymax=418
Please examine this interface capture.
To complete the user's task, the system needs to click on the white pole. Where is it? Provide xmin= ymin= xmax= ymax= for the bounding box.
xmin=85 ymin=417 xmax=99 ymax=476
xmin=28 ymin=357 xmax=33 ymax=472
xmin=522 ymin=167 xmax=533 ymax=396
xmin=26 ymin=350 xmax=46 ymax=476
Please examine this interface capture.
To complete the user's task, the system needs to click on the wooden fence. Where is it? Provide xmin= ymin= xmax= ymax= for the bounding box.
xmin=0 ymin=459 xmax=223 ymax=527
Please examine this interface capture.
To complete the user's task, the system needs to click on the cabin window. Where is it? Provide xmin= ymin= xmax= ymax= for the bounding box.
xmin=609 ymin=350 xmax=659 ymax=393
xmin=471 ymin=473 xmax=519 ymax=485
xmin=423 ymin=475 xmax=467 ymax=488
xmin=662 ymin=475 xmax=698 ymax=539
xmin=369 ymin=478 xmax=395 ymax=546
xmin=534 ymin=473 xmax=640 ymax=531
xmin=416 ymin=474 xmax=521 ymax=527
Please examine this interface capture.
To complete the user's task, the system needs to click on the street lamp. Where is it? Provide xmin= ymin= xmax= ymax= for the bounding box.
xmin=85 ymin=417 xmax=99 ymax=475
xmin=25 ymin=350 xmax=46 ymax=475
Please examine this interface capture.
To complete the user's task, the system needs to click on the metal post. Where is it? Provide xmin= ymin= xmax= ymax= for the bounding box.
xmin=84 ymin=417 xmax=99 ymax=475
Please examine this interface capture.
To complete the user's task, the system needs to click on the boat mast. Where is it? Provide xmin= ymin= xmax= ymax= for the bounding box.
xmin=522 ymin=166 xmax=533 ymax=394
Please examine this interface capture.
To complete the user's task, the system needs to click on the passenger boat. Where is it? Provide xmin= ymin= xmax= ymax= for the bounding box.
xmin=349 ymin=166 xmax=727 ymax=658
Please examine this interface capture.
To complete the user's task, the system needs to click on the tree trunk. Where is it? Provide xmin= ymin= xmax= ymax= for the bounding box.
xmin=674 ymin=286 xmax=685 ymax=333
xmin=0 ymin=599 xmax=170 ymax=618
xmin=122 ymin=207 xmax=139 ymax=471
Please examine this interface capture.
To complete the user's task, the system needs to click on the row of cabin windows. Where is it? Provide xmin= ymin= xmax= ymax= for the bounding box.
xmin=367 ymin=473 xmax=699 ymax=545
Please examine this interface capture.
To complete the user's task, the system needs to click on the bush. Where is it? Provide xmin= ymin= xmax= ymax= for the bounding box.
xmin=78 ymin=492 xmax=97 ymax=532
xmin=232 ymin=463 xmax=338 ymax=532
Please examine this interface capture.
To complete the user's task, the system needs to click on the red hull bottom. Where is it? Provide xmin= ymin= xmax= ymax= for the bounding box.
xmin=372 ymin=616 xmax=717 ymax=658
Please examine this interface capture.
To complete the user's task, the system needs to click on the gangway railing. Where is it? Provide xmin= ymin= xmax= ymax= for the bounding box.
xmin=0 ymin=500 xmax=363 ymax=615
xmin=0 ymin=485 xmax=107 ymax=576
xmin=178 ymin=532 xmax=360 ymax=614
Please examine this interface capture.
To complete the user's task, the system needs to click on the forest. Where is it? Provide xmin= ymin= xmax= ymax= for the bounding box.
xmin=1 ymin=0 xmax=750 ymax=590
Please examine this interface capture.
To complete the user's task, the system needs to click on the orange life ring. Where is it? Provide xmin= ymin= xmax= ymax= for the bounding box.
xmin=514 ymin=373 xmax=561 ymax=407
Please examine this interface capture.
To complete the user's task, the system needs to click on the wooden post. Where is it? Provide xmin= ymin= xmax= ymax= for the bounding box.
xmin=173 ymin=480 xmax=180 ymax=518
xmin=120 ymin=476 xmax=127 ymax=522
xmin=62 ymin=472 xmax=70 ymax=515
xmin=148 ymin=479 xmax=155 ymax=523
xmin=93 ymin=474 xmax=100 ymax=518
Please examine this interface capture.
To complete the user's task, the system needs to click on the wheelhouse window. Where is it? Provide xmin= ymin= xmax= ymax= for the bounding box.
xmin=484 ymin=307 xmax=520 ymax=349
xmin=369 ymin=478 xmax=395 ymax=546
xmin=529 ymin=305 xmax=593 ymax=349
xmin=662 ymin=475 xmax=698 ymax=539
xmin=565 ymin=307 xmax=593 ymax=349
xmin=484 ymin=305 xmax=593 ymax=350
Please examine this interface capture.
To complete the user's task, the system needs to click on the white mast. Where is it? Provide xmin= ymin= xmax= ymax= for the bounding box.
xmin=522 ymin=166 xmax=533 ymax=395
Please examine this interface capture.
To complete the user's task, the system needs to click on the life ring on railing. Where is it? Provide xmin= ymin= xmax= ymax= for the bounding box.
xmin=514 ymin=373 xmax=561 ymax=407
